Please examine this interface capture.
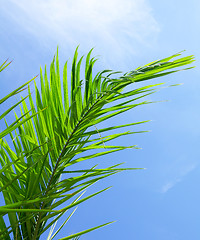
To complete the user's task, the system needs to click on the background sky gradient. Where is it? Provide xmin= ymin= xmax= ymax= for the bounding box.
xmin=1 ymin=0 xmax=200 ymax=239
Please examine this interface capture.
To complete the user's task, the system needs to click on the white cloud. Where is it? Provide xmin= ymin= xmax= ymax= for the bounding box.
xmin=161 ymin=163 xmax=197 ymax=193
xmin=4 ymin=0 xmax=160 ymax=64
xmin=161 ymin=178 xmax=181 ymax=193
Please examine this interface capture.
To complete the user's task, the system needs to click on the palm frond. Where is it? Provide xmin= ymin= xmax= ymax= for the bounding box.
xmin=0 ymin=58 xmax=39 ymax=139
xmin=0 ymin=48 xmax=194 ymax=239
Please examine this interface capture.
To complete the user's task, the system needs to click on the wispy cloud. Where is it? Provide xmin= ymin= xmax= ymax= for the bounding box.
xmin=161 ymin=163 xmax=197 ymax=193
xmin=161 ymin=179 xmax=181 ymax=193
xmin=3 ymin=0 xmax=160 ymax=65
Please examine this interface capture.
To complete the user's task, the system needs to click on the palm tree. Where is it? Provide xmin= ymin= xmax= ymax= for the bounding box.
xmin=0 ymin=47 xmax=194 ymax=240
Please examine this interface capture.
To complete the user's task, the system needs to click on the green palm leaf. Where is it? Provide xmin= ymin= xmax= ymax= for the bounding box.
xmin=0 ymin=48 xmax=194 ymax=240
xmin=0 ymin=58 xmax=40 ymax=139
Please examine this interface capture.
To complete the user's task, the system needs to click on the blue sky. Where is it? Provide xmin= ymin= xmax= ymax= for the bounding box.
xmin=1 ymin=0 xmax=200 ymax=239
